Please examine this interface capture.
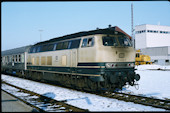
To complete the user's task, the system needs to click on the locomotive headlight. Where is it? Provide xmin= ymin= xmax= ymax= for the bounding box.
xmin=105 ymin=63 xmax=117 ymax=68
xmin=127 ymin=63 xmax=135 ymax=67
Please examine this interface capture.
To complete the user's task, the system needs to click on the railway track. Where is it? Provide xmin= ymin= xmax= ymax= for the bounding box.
xmin=97 ymin=91 xmax=170 ymax=110
xmin=2 ymin=74 xmax=170 ymax=111
xmin=1 ymin=81 xmax=88 ymax=112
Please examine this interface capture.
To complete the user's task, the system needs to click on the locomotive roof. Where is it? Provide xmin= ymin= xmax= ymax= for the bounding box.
xmin=1 ymin=45 xmax=32 ymax=56
xmin=35 ymin=26 xmax=132 ymax=46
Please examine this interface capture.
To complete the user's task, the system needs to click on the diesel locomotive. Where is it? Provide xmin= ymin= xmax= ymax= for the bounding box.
xmin=1 ymin=26 xmax=140 ymax=92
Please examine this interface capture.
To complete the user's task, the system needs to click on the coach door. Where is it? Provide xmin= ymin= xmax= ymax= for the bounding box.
xmin=71 ymin=49 xmax=77 ymax=67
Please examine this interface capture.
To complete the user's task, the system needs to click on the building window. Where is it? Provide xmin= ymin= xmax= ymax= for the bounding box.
xmin=165 ymin=60 xmax=169 ymax=63
xmin=153 ymin=31 xmax=158 ymax=33
xmin=154 ymin=60 xmax=158 ymax=63
xmin=160 ymin=31 xmax=170 ymax=34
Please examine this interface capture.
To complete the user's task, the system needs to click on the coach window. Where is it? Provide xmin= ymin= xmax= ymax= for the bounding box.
xmin=29 ymin=47 xmax=33 ymax=53
xmin=6 ymin=56 xmax=9 ymax=64
xmin=21 ymin=54 xmax=24 ymax=63
xmin=15 ymin=55 xmax=18 ymax=63
xmin=33 ymin=47 xmax=37 ymax=53
xmin=18 ymin=54 xmax=21 ymax=63
xmin=37 ymin=46 xmax=41 ymax=52
xmin=9 ymin=56 xmax=11 ymax=63
xmin=13 ymin=55 xmax=15 ymax=62
xmin=12 ymin=55 xmax=14 ymax=62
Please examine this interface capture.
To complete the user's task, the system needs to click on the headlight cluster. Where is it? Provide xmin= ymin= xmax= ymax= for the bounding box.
xmin=105 ymin=63 xmax=117 ymax=68
xmin=127 ymin=63 xmax=134 ymax=67
xmin=105 ymin=63 xmax=135 ymax=68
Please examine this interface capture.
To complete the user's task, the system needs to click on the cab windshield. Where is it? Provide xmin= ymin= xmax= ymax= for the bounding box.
xmin=102 ymin=36 xmax=132 ymax=47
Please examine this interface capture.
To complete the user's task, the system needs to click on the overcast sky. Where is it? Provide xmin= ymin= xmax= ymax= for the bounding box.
xmin=2 ymin=1 xmax=170 ymax=51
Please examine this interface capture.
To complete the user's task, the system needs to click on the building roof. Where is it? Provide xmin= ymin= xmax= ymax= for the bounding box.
xmin=135 ymin=24 xmax=170 ymax=28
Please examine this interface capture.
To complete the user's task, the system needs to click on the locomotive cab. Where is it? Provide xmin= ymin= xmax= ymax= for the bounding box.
xmin=94 ymin=34 xmax=140 ymax=89
xmin=95 ymin=34 xmax=135 ymax=63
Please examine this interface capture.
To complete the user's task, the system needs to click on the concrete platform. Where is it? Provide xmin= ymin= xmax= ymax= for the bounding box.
xmin=1 ymin=90 xmax=38 ymax=112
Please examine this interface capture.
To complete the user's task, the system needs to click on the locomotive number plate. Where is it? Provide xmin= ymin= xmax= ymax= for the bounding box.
xmin=119 ymin=53 xmax=125 ymax=58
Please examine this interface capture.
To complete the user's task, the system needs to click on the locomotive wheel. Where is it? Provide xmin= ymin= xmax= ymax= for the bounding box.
xmin=76 ymin=76 xmax=85 ymax=91
xmin=87 ymin=79 xmax=98 ymax=92
xmin=63 ymin=74 xmax=71 ymax=88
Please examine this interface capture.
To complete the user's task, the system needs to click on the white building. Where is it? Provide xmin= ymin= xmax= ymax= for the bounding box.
xmin=135 ymin=24 xmax=170 ymax=65
xmin=135 ymin=24 xmax=170 ymax=49
xmin=141 ymin=46 xmax=170 ymax=65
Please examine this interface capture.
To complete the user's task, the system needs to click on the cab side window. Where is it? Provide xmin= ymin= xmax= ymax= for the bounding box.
xmin=82 ymin=38 xmax=87 ymax=47
xmin=136 ymin=53 xmax=139 ymax=58
xmin=81 ymin=37 xmax=94 ymax=47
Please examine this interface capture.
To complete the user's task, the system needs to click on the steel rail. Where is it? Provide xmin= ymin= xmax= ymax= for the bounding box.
xmin=2 ymin=81 xmax=89 ymax=112
xmin=97 ymin=91 xmax=170 ymax=110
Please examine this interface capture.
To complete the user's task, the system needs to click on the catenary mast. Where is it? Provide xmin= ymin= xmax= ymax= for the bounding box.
xmin=131 ymin=3 xmax=135 ymax=48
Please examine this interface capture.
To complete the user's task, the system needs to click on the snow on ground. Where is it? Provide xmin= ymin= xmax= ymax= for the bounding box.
xmin=135 ymin=64 xmax=170 ymax=71
xmin=121 ymin=64 xmax=170 ymax=100
xmin=1 ymin=74 xmax=165 ymax=111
